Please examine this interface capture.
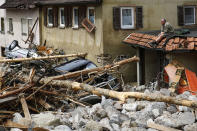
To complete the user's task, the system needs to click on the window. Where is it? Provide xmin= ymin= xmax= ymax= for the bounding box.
xmin=59 ymin=8 xmax=65 ymax=27
xmin=121 ymin=7 xmax=134 ymax=29
xmin=8 ymin=18 xmax=13 ymax=33
xmin=28 ymin=19 xmax=32 ymax=33
xmin=87 ymin=7 xmax=95 ymax=24
xmin=21 ymin=18 xmax=33 ymax=36
xmin=184 ymin=6 xmax=195 ymax=25
xmin=47 ymin=8 xmax=53 ymax=26
xmin=1 ymin=17 xmax=5 ymax=33
xmin=73 ymin=7 xmax=79 ymax=28
xmin=21 ymin=18 xmax=28 ymax=35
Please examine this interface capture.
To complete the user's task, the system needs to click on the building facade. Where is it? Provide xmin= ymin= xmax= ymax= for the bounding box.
xmin=0 ymin=0 xmax=40 ymax=56
xmin=35 ymin=0 xmax=197 ymax=82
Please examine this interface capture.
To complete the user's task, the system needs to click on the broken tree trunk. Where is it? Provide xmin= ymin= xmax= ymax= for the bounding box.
xmin=37 ymin=79 xmax=197 ymax=108
xmin=0 ymin=53 xmax=87 ymax=63
xmin=49 ymin=56 xmax=140 ymax=80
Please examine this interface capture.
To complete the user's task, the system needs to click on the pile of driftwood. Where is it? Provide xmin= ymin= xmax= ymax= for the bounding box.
xmin=0 ymin=53 xmax=140 ymax=128
xmin=1 ymin=52 xmax=197 ymax=130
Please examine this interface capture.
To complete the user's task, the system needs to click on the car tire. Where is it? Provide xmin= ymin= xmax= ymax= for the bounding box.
xmin=8 ymin=40 xmax=19 ymax=51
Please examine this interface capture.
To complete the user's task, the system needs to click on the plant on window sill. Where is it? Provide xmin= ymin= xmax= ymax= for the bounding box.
xmin=59 ymin=25 xmax=65 ymax=29
xmin=47 ymin=24 xmax=53 ymax=28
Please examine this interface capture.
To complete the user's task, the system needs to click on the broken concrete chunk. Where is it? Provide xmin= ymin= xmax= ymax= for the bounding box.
xmin=167 ymin=106 xmax=177 ymax=114
xmin=184 ymin=123 xmax=197 ymax=131
xmin=53 ymin=125 xmax=72 ymax=131
xmin=10 ymin=128 xmax=23 ymax=131
xmin=152 ymin=109 xmax=161 ymax=118
xmin=31 ymin=112 xmax=61 ymax=127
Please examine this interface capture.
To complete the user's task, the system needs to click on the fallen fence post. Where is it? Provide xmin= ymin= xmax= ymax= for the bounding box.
xmin=0 ymin=53 xmax=87 ymax=63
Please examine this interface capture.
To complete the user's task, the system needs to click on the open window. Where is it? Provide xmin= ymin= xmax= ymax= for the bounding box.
xmin=59 ymin=8 xmax=65 ymax=27
xmin=0 ymin=17 xmax=5 ymax=34
xmin=73 ymin=7 xmax=79 ymax=28
xmin=8 ymin=18 xmax=13 ymax=34
xmin=47 ymin=8 xmax=53 ymax=27
xmin=87 ymin=7 xmax=95 ymax=24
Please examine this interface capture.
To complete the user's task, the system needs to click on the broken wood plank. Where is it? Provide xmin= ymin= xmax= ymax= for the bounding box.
xmin=38 ymin=98 xmax=54 ymax=110
xmin=48 ymin=56 xmax=140 ymax=80
xmin=0 ymin=96 xmax=17 ymax=104
xmin=28 ymin=106 xmax=40 ymax=113
xmin=0 ymin=111 xmax=15 ymax=114
xmin=147 ymin=120 xmax=181 ymax=131
xmin=19 ymin=93 xmax=31 ymax=120
xmin=0 ymin=53 xmax=87 ymax=63
xmin=37 ymin=79 xmax=197 ymax=108
xmin=3 ymin=120 xmax=28 ymax=129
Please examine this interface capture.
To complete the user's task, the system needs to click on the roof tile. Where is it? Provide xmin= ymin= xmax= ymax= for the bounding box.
xmin=174 ymin=37 xmax=180 ymax=43
xmin=195 ymin=42 xmax=197 ymax=46
xmin=188 ymin=42 xmax=195 ymax=50
xmin=187 ymin=37 xmax=195 ymax=42
xmin=166 ymin=45 xmax=173 ymax=51
xmin=167 ymin=39 xmax=174 ymax=46
xmin=194 ymin=38 xmax=197 ymax=42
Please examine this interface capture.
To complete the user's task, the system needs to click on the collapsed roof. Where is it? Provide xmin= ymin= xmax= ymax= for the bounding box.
xmin=0 ymin=0 xmax=36 ymax=9
xmin=34 ymin=0 xmax=102 ymax=5
xmin=123 ymin=33 xmax=197 ymax=52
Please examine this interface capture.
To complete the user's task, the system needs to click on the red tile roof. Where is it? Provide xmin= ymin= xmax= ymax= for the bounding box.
xmin=123 ymin=33 xmax=197 ymax=51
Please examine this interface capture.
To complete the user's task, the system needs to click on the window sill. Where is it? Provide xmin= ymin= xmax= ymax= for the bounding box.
xmin=59 ymin=26 xmax=65 ymax=29
xmin=22 ymin=33 xmax=27 ymax=36
xmin=47 ymin=24 xmax=53 ymax=28
xmin=0 ymin=31 xmax=5 ymax=34
xmin=72 ymin=26 xmax=79 ymax=29
xmin=7 ymin=31 xmax=14 ymax=35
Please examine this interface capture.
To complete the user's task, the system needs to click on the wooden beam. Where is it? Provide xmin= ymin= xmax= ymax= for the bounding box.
xmin=48 ymin=56 xmax=140 ymax=80
xmin=19 ymin=93 xmax=31 ymax=120
xmin=0 ymin=53 xmax=87 ymax=63
xmin=147 ymin=120 xmax=181 ymax=131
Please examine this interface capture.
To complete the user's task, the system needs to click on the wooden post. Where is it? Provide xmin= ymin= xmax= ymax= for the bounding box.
xmin=19 ymin=93 xmax=31 ymax=120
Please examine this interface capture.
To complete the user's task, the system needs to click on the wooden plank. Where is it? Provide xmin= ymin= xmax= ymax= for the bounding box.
xmin=38 ymin=98 xmax=54 ymax=110
xmin=0 ymin=53 xmax=87 ymax=63
xmin=147 ymin=120 xmax=181 ymax=131
xmin=19 ymin=94 xmax=31 ymax=119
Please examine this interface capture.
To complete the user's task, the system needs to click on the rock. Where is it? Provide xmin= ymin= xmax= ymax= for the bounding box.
xmin=121 ymin=127 xmax=147 ymax=131
xmin=155 ymin=112 xmax=195 ymax=128
xmin=123 ymin=103 xmax=137 ymax=112
xmin=184 ymin=123 xmax=197 ymax=131
xmin=177 ymin=112 xmax=195 ymax=125
xmin=12 ymin=113 xmax=31 ymax=127
xmin=105 ymin=105 xmax=120 ymax=117
xmin=167 ymin=106 xmax=177 ymax=114
xmin=54 ymin=125 xmax=72 ymax=131
xmin=126 ymin=98 xmax=136 ymax=103
xmin=135 ymin=111 xmax=154 ymax=127
xmin=10 ymin=129 xmax=22 ymax=131
xmin=99 ymin=118 xmax=113 ymax=130
xmin=188 ymin=95 xmax=197 ymax=101
xmin=84 ymin=120 xmax=103 ymax=131
xmin=147 ymin=128 xmax=159 ymax=131
xmin=111 ymin=123 xmax=120 ymax=131
xmin=160 ymin=88 xmax=171 ymax=96
xmin=96 ymin=108 xmax=107 ymax=118
xmin=136 ymin=105 xmax=145 ymax=111
xmin=136 ymin=85 xmax=146 ymax=91
xmin=178 ymin=106 xmax=191 ymax=112
xmin=31 ymin=112 xmax=61 ymax=127
xmin=152 ymin=109 xmax=161 ymax=118
xmin=121 ymin=120 xmax=131 ymax=128
xmin=101 ymin=96 xmax=115 ymax=109
xmin=113 ymin=101 xmax=123 ymax=110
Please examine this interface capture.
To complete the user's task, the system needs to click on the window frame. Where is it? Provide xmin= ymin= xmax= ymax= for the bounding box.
xmin=21 ymin=18 xmax=28 ymax=36
xmin=87 ymin=7 xmax=95 ymax=24
xmin=0 ymin=17 xmax=5 ymax=34
xmin=59 ymin=8 xmax=65 ymax=28
xmin=8 ymin=18 xmax=13 ymax=34
xmin=120 ymin=7 xmax=135 ymax=29
xmin=47 ymin=8 xmax=53 ymax=27
xmin=73 ymin=7 xmax=79 ymax=28
xmin=184 ymin=6 xmax=196 ymax=25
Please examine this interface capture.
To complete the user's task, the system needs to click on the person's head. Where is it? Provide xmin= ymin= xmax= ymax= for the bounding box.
xmin=161 ymin=18 xmax=166 ymax=25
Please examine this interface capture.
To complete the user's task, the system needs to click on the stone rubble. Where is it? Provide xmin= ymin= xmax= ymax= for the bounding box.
xmin=11 ymin=84 xmax=197 ymax=131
